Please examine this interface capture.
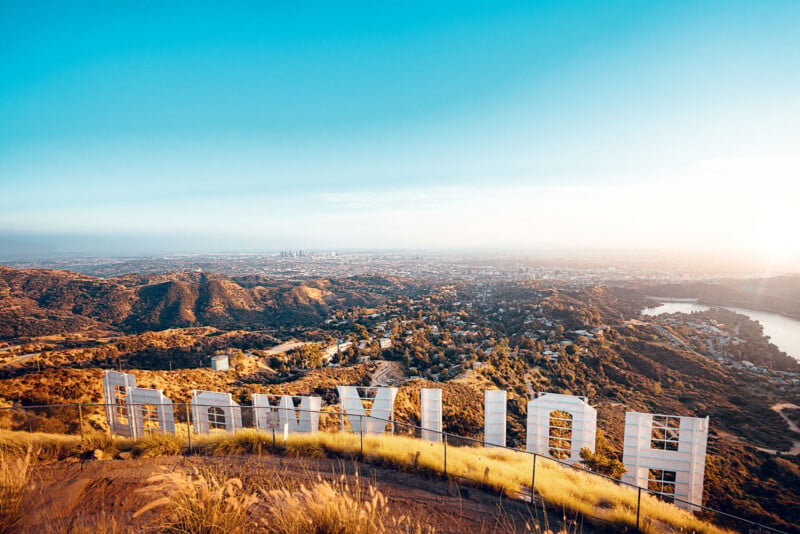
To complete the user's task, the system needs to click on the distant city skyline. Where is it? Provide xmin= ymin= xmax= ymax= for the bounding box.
xmin=1 ymin=2 xmax=798 ymax=269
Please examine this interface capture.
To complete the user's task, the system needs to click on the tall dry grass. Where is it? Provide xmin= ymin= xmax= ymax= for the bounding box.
xmin=2 ymin=428 xmax=733 ymax=534
xmin=135 ymin=465 xmax=259 ymax=534
xmin=0 ymin=429 xmax=129 ymax=462
xmin=130 ymin=433 xmax=182 ymax=458
xmin=136 ymin=464 xmax=433 ymax=534
xmin=259 ymin=473 xmax=433 ymax=534
xmin=0 ymin=446 xmax=34 ymax=533
xmin=42 ymin=510 xmax=126 ymax=534
xmin=0 ymin=430 xmax=81 ymax=461
xmin=190 ymin=430 xmax=731 ymax=534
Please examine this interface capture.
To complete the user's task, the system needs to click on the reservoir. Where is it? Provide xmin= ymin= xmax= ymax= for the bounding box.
xmin=642 ymin=299 xmax=800 ymax=362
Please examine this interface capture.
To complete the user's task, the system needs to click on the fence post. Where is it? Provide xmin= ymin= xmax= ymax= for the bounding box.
xmin=360 ymin=415 xmax=364 ymax=457
xmin=185 ymin=404 xmax=192 ymax=453
xmin=77 ymin=404 xmax=85 ymax=445
xmin=443 ymin=432 xmax=447 ymax=477
xmin=636 ymin=487 xmax=642 ymax=531
xmin=106 ymin=403 xmax=112 ymax=438
xmin=531 ymin=453 xmax=537 ymax=498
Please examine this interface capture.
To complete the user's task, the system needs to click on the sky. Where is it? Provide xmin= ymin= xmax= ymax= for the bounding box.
xmin=1 ymin=1 xmax=799 ymax=268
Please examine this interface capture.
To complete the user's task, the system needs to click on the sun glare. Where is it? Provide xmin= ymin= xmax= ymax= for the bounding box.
xmin=755 ymin=212 xmax=800 ymax=264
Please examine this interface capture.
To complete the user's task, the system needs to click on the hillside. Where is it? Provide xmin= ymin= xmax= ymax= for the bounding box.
xmin=5 ymin=428 xmax=736 ymax=533
xmin=0 ymin=269 xmax=798 ymax=531
xmin=0 ymin=267 xmax=403 ymax=338
xmin=20 ymin=454 xmax=565 ymax=533
xmin=637 ymin=276 xmax=800 ymax=319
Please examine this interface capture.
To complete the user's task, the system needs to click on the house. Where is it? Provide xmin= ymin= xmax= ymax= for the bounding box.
xmin=542 ymin=350 xmax=559 ymax=363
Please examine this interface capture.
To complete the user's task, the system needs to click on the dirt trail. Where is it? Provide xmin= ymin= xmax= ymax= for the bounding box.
xmin=524 ymin=371 xmax=535 ymax=400
xmin=741 ymin=403 xmax=800 ymax=456
xmin=21 ymin=455 xmax=577 ymax=533
xmin=370 ymin=360 xmax=404 ymax=386
xmin=771 ymin=403 xmax=800 ymax=455
xmin=0 ymin=352 xmax=39 ymax=368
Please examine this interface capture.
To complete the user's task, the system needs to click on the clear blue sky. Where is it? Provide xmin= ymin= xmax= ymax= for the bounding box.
xmin=1 ymin=1 xmax=798 ymax=265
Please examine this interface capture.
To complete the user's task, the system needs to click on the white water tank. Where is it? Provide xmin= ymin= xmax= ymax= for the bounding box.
xmin=211 ymin=354 xmax=230 ymax=371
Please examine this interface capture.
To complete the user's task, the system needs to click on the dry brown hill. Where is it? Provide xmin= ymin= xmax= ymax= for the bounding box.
xmin=0 ymin=267 xmax=395 ymax=339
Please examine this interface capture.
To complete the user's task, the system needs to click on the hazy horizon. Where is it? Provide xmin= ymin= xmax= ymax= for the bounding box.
xmin=2 ymin=2 xmax=799 ymax=269
xmin=2 ymin=232 xmax=798 ymax=277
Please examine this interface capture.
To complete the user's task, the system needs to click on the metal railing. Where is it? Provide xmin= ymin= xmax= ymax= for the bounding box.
xmin=0 ymin=402 xmax=787 ymax=534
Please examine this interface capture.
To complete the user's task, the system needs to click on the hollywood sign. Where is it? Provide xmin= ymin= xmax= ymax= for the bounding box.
xmin=103 ymin=371 xmax=708 ymax=509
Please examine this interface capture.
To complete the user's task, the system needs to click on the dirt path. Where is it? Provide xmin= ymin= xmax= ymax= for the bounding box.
xmin=370 ymin=360 xmax=404 ymax=386
xmin=771 ymin=403 xmax=800 ymax=455
xmin=524 ymin=371 xmax=535 ymax=400
xmin=0 ymin=352 xmax=39 ymax=367
xmin=263 ymin=340 xmax=309 ymax=355
xmin=725 ymin=403 xmax=800 ymax=456
xmin=21 ymin=455 xmax=577 ymax=533
xmin=649 ymin=324 xmax=712 ymax=360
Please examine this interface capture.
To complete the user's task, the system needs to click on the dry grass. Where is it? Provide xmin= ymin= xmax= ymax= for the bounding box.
xmin=2 ymin=429 xmax=733 ymax=533
xmin=0 ymin=446 xmax=34 ymax=533
xmin=201 ymin=430 xmax=277 ymax=457
xmin=190 ymin=430 xmax=731 ymax=534
xmin=42 ymin=510 xmax=126 ymax=534
xmin=81 ymin=431 xmax=123 ymax=459
xmin=259 ymin=473 xmax=433 ymax=534
xmin=135 ymin=465 xmax=259 ymax=534
xmin=130 ymin=433 xmax=183 ymax=458
xmin=0 ymin=429 xmax=130 ymax=462
xmin=0 ymin=430 xmax=82 ymax=461
xmin=135 ymin=464 xmax=430 ymax=534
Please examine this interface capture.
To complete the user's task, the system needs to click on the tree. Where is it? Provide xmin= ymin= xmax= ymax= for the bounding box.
xmin=303 ymin=344 xmax=324 ymax=368
xmin=494 ymin=338 xmax=510 ymax=359
xmin=579 ymin=430 xmax=626 ymax=479
xmin=289 ymin=344 xmax=324 ymax=369
xmin=354 ymin=323 xmax=370 ymax=341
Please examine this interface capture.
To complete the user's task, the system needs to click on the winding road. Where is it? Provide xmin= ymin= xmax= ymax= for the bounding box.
xmin=370 ymin=360 xmax=403 ymax=386
xmin=0 ymin=352 xmax=40 ymax=368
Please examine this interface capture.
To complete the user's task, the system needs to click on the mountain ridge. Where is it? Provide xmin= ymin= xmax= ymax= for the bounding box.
xmin=0 ymin=266 xmax=392 ymax=338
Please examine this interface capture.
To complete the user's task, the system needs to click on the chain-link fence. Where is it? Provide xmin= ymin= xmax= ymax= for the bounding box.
xmin=0 ymin=402 xmax=787 ymax=534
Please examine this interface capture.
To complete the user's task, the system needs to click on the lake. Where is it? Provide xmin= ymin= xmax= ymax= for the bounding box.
xmin=641 ymin=299 xmax=800 ymax=362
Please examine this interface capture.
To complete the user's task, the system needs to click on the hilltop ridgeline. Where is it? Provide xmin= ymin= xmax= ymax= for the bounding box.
xmin=0 ymin=266 xmax=406 ymax=338
xmin=638 ymin=276 xmax=800 ymax=319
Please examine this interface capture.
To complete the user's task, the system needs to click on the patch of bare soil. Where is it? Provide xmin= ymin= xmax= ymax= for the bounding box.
xmin=370 ymin=360 xmax=407 ymax=386
xmin=21 ymin=455 xmax=589 ymax=533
